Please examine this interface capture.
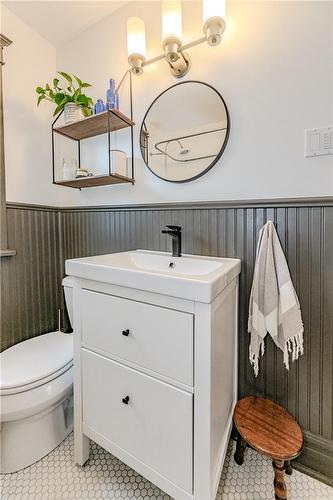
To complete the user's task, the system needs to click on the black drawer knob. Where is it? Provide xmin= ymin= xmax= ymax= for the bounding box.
xmin=122 ymin=396 xmax=130 ymax=405
xmin=122 ymin=329 xmax=130 ymax=336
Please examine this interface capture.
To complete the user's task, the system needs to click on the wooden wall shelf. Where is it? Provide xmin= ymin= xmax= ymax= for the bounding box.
xmin=55 ymin=174 xmax=135 ymax=189
xmin=52 ymin=72 xmax=135 ymax=189
xmin=54 ymin=109 xmax=134 ymax=141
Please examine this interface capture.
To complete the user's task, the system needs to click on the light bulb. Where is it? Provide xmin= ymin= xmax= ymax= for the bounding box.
xmin=202 ymin=0 xmax=226 ymax=46
xmin=127 ymin=17 xmax=146 ymax=75
xmin=127 ymin=17 xmax=146 ymax=58
xmin=203 ymin=0 xmax=226 ymax=24
xmin=162 ymin=1 xmax=182 ymax=42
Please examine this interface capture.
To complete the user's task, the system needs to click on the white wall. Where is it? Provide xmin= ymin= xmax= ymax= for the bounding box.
xmin=1 ymin=5 xmax=66 ymax=205
xmin=3 ymin=1 xmax=333 ymax=206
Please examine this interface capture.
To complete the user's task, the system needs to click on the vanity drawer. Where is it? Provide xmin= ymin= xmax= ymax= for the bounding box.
xmin=81 ymin=289 xmax=193 ymax=386
xmin=82 ymin=349 xmax=193 ymax=494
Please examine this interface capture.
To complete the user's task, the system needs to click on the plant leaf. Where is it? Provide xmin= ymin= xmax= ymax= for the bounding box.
xmin=59 ymin=95 xmax=71 ymax=106
xmin=37 ymin=95 xmax=45 ymax=106
xmin=54 ymin=93 xmax=65 ymax=105
xmin=46 ymin=83 xmax=50 ymax=91
xmin=82 ymin=107 xmax=93 ymax=117
xmin=73 ymin=75 xmax=83 ymax=87
xmin=53 ymin=104 xmax=64 ymax=116
xmin=58 ymin=71 xmax=73 ymax=84
xmin=81 ymin=82 xmax=92 ymax=88
xmin=53 ymin=78 xmax=60 ymax=88
xmin=76 ymin=94 xmax=89 ymax=106
xmin=36 ymin=87 xmax=45 ymax=94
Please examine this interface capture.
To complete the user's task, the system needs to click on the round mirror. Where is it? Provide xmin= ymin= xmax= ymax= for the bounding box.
xmin=140 ymin=81 xmax=229 ymax=183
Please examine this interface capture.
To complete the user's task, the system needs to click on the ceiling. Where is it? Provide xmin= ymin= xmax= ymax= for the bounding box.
xmin=2 ymin=1 xmax=129 ymax=46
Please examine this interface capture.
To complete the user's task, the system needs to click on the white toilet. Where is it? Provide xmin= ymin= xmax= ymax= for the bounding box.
xmin=0 ymin=277 xmax=74 ymax=473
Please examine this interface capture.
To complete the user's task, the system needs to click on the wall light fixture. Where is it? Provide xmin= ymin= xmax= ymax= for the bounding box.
xmin=127 ymin=0 xmax=226 ymax=79
xmin=127 ymin=17 xmax=146 ymax=75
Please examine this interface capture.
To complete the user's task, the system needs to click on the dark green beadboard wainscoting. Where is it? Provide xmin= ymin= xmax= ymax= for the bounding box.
xmin=2 ymin=197 xmax=333 ymax=485
xmin=1 ymin=205 xmax=61 ymax=350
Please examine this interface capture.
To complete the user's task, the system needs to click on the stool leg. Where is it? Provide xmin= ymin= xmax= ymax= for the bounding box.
xmin=285 ymin=460 xmax=293 ymax=475
xmin=273 ymin=459 xmax=288 ymax=500
xmin=234 ymin=434 xmax=247 ymax=465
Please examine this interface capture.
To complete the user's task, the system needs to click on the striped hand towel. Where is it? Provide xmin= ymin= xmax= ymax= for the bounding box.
xmin=248 ymin=221 xmax=304 ymax=376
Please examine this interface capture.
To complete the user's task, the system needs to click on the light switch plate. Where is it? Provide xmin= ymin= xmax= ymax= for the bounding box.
xmin=305 ymin=127 xmax=333 ymax=157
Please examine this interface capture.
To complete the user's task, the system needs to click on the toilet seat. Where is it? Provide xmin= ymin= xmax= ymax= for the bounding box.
xmin=0 ymin=332 xmax=73 ymax=396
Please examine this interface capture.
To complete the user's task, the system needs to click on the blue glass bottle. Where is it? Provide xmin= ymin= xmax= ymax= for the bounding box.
xmin=114 ymin=93 xmax=119 ymax=110
xmin=106 ymin=79 xmax=116 ymax=110
xmin=94 ymin=99 xmax=106 ymax=114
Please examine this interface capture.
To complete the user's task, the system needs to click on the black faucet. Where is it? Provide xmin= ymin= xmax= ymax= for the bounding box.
xmin=161 ymin=225 xmax=182 ymax=257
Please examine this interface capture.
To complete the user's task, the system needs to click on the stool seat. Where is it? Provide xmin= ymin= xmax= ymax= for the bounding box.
xmin=234 ymin=396 xmax=303 ymax=460
xmin=233 ymin=396 xmax=303 ymax=500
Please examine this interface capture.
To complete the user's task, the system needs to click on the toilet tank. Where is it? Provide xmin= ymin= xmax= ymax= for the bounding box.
xmin=62 ymin=276 xmax=74 ymax=328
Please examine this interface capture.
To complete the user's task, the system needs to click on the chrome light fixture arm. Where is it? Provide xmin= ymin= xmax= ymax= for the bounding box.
xmin=131 ymin=30 xmax=222 ymax=79
xmin=127 ymin=1 xmax=227 ymax=79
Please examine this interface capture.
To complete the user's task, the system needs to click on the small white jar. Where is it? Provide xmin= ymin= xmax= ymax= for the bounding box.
xmin=62 ymin=159 xmax=75 ymax=180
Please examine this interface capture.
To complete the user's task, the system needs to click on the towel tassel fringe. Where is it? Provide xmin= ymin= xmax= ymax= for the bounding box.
xmin=283 ymin=331 xmax=304 ymax=370
xmin=249 ymin=338 xmax=265 ymax=378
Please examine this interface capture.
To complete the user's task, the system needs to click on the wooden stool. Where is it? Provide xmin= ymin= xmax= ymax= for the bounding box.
xmin=233 ymin=396 xmax=303 ymax=500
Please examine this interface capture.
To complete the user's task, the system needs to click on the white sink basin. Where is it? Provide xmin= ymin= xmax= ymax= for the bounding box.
xmin=65 ymin=250 xmax=241 ymax=303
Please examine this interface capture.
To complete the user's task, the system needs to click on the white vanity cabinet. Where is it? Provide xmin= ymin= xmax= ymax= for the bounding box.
xmin=67 ymin=251 xmax=240 ymax=500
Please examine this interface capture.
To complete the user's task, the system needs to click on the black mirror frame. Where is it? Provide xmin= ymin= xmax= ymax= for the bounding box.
xmin=139 ymin=80 xmax=230 ymax=184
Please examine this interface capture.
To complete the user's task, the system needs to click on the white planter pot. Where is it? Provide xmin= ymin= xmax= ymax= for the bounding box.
xmin=64 ymin=103 xmax=84 ymax=124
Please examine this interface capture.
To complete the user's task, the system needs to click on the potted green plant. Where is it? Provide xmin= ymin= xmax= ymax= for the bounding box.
xmin=36 ymin=72 xmax=93 ymax=124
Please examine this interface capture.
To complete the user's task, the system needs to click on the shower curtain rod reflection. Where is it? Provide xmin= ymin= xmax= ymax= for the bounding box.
xmin=150 ymin=126 xmax=227 ymax=163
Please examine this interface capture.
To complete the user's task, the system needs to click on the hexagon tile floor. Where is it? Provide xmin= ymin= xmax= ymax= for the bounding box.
xmin=1 ymin=434 xmax=333 ymax=500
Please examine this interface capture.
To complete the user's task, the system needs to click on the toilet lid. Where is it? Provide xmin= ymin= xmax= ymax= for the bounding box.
xmin=0 ymin=332 xmax=73 ymax=391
